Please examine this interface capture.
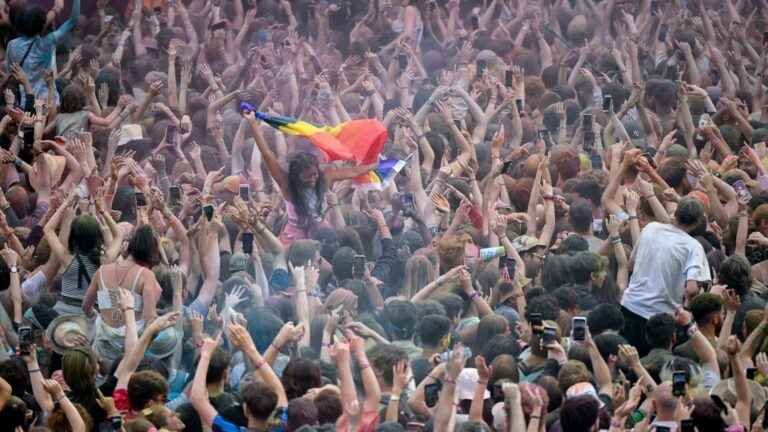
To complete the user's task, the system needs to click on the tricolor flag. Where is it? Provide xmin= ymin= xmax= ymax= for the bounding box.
xmin=355 ymin=157 xmax=408 ymax=191
xmin=241 ymin=103 xmax=387 ymax=165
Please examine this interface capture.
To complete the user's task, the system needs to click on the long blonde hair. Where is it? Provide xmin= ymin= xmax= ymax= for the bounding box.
xmin=402 ymin=255 xmax=436 ymax=299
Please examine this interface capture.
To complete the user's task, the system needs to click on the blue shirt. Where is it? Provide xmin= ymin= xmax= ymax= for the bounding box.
xmin=211 ymin=407 xmax=287 ymax=432
xmin=5 ymin=0 xmax=81 ymax=104
xmin=212 ymin=415 xmax=248 ymax=432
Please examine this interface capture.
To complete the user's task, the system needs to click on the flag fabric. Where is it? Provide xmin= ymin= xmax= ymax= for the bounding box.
xmin=355 ymin=158 xmax=408 ymax=191
xmin=242 ymin=104 xmax=387 ymax=165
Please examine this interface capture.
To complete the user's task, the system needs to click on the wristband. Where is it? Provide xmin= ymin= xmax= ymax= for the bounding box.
xmin=469 ymin=291 xmax=480 ymax=300
xmin=254 ymin=359 xmax=265 ymax=370
xmin=628 ymin=215 xmax=638 ymax=220
xmin=359 ymin=363 xmax=371 ymax=370
xmin=27 ymin=368 xmax=40 ymax=373
xmin=389 ymin=395 xmax=400 ymax=401
xmin=443 ymin=376 xmax=455 ymax=384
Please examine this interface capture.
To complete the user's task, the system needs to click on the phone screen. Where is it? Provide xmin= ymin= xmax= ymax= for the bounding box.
xmin=505 ymin=70 xmax=513 ymax=87
xmin=242 ymin=232 xmax=254 ymax=255
xmin=135 ymin=192 xmax=147 ymax=207
xmin=170 ymin=186 xmax=181 ymax=205
xmin=476 ymin=59 xmax=487 ymax=76
xmin=583 ymin=130 xmax=595 ymax=151
xmin=353 ymin=255 xmax=366 ymax=279
xmin=505 ymin=258 xmax=517 ymax=277
xmin=18 ymin=326 xmax=32 ymax=355
xmin=471 ymin=15 xmax=479 ymax=29
xmin=572 ymin=317 xmax=587 ymax=341
xmin=425 ymin=382 xmax=442 ymax=407
xmin=734 ymin=180 xmax=752 ymax=202
xmin=401 ymin=192 xmax=415 ymax=217
xmin=515 ymin=99 xmax=524 ymax=113
xmin=542 ymin=327 xmax=557 ymax=345
xmin=673 ymin=371 xmax=687 ymax=396
xmin=239 ymin=184 xmax=250 ymax=201
xmin=203 ymin=204 xmax=214 ymax=221
xmin=602 ymin=95 xmax=613 ymax=113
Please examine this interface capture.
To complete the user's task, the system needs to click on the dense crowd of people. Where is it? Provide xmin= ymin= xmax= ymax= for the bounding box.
xmin=0 ymin=0 xmax=767 ymax=431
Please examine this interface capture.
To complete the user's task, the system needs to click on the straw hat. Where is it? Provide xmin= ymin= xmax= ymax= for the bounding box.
xmin=146 ymin=326 xmax=181 ymax=360
xmin=118 ymin=124 xmax=143 ymax=147
xmin=46 ymin=315 xmax=90 ymax=355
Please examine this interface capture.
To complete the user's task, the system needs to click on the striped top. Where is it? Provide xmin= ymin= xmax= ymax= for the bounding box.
xmin=61 ymin=255 xmax=97 ymax=304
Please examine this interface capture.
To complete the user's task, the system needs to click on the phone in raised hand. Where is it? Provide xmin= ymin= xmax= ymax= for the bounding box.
xmin=170 ymin=186 xmax=181 ymax=206
xmin=18 ymin=326 xmax=32 ymax=356
xmin=733 ymin=179 xmax=752 ymax=202
xmin=571 ymin=317 xmax=587 ymax=341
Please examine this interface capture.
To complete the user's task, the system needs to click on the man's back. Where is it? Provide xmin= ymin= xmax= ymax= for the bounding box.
xmin=621 ymin=222 xmax=710 ymax=319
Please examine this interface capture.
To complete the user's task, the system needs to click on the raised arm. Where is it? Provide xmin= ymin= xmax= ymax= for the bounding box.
xmin=244 ymin=112 xmax=290 ymax=197
xmin=115 ymin=312 xmax=180 ymax=390
xmin=229 ymin=323 xmax=288 ymax=406
xmin=348 ymin=331 xmax=381 ymax=413
xmin=678 ymin=308 xmax=719 ymax=377
xmin=49 ymin=0 xmax=81 ymax=43
xmin=723 ymin=336 xmax=750 ymax=424
xmin=433 ymin=344 xmax=466 ymax=432
xmin=43 ymin=380 xmax=86 ymax=432
xmin=189 ymin=336 xmax=223 ymax=428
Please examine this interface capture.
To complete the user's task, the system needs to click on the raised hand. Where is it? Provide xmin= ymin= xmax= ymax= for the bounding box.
xmin=228 ymin=322 xmax=255 ymax=351
xmin=148 ymin=311 xmax=180 ymax=334
xmin=199 ymin=335 xmax=220 ymax=357
xmin=392 ymin=360 xmax=410 ymax=394
xmin=224 ymin=285 xmax=247 ymax=310
xmin=116 ymin=288 xmax=134 ymax=312
xmin=42 ymin=379 xmax=65 ymax=400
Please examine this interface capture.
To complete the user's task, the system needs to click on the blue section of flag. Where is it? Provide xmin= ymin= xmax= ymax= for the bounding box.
xmin=356 ymin=158 xmax=407 ymax=190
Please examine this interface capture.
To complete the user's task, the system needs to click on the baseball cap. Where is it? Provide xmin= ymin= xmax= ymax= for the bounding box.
xmin=510 ymin=235 xmax=546 ymax=253
xmin=229 ymin=252 xmax=249 ymax=274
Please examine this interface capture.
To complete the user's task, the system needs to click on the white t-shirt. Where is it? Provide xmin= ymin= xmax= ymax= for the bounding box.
xmin=621 ymin=222 xmax=711 ymax=319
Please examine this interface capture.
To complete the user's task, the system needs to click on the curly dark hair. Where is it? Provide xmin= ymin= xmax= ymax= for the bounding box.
xmin=281 ymin=358 xmax=322 ymax=400
xmin=287 ymin=152 xmax=326 ymax=224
